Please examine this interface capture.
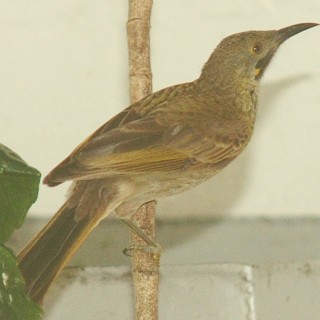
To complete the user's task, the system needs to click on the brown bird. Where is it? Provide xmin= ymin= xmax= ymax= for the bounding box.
xmin=18 ymin=23 xmax=318 ymax=304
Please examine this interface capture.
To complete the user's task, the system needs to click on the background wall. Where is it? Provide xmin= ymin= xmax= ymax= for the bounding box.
xmin=0 ymin=1 xmax=319 ymax=219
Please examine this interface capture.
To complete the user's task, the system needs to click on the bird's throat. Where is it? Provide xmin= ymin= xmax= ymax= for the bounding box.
xmin=255 ymin=52 xmax=275 ymax=79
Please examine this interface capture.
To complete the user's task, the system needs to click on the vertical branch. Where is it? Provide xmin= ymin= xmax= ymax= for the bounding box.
xmin=126 ymin=1 xmax=160 ymax=320
xmin=127 ymin=0 xmax=153 ymax=102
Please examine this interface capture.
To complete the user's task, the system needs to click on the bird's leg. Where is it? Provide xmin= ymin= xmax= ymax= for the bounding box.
xmin=120 ymin=218 xmax=162 ymax=255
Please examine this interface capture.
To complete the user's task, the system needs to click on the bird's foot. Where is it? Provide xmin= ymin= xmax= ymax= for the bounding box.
xmin=120 ymin=218 xmax=162 ymax=256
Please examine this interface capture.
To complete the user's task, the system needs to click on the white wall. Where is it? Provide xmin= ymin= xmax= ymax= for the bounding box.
xmin=0 ymin=1 xmax=319 ymax=218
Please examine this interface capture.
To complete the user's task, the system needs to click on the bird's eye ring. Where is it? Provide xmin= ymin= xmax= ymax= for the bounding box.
xmin=252 ymin=43 xmax=262 ymax=54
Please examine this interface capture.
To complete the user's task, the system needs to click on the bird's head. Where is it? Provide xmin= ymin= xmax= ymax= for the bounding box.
xmin=201 ymin=23 xmax=318 ymax=83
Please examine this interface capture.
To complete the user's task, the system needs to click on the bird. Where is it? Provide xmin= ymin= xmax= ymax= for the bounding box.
xmin=17 ymin=23 xmax=318 ymax=304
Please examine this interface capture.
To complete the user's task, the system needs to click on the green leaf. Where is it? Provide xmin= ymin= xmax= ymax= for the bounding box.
xmin=0 ymin=144 xmax=41 ymax=243
xmin=0 ymin=245 xmax=42 ymax=320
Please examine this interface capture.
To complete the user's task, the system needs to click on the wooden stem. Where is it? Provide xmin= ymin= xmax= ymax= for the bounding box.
xmin=126 ymin=1 xmax=160 ymax=320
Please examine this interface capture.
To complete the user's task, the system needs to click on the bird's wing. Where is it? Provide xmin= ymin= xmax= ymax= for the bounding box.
xmin=44 ymin=93 xmax=241 ymax=186
xmin=43 ymin=104 xmax=184 ymax=185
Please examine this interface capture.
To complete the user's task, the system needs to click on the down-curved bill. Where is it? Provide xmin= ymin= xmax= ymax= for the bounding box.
xmin=277 ymin=22 xmax=318 ymax=43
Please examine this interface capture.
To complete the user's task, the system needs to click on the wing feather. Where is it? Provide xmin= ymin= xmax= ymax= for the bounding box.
xmin=44 ymin=86 xmax=242 ymax=186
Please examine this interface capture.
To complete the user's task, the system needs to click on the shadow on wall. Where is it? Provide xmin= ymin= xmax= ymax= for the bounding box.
xmin=258 ymin=74 xmax=312 ymax=123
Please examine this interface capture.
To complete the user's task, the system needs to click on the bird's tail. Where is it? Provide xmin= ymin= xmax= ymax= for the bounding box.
xmin=17 ymin=201 xmax=102 ymax=304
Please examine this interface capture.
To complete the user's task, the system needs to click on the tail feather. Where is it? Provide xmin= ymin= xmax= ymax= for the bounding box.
xmin=17 ymin=202 xmax=101 ymax=304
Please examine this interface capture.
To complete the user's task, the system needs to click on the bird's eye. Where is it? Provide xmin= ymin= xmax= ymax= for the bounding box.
xmin=252 ymin=43 xmax=262 ymax=54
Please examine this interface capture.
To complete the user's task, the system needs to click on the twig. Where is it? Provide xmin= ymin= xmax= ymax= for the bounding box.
xmin=127 ymin=0 xmax=153 ymax=102
xmin=126 ymin=1 xmax=160 ymax=320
